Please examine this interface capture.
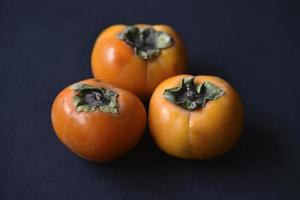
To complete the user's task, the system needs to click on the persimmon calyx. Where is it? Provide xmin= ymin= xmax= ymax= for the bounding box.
xmin=118 ymin=26 xmax=174 ymax=60
xmin=163 ymin=77 xmax=225 ymax=111
xmin=72 ymin=83 xmax=119 ymax=114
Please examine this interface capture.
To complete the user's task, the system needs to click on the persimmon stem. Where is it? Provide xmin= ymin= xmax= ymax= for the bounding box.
xmin=83 ymin=91 xmax=108 ymax=107
xmin=95 ymin=93 xmax=102 ymax=101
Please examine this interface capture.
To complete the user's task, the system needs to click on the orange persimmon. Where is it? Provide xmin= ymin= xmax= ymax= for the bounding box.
xmin=149 ymin=75 xmax=244 ymax=159
xmin=51 ymin=79 xmax=146 ymax=162
xmin=91 ymin=24 xmax=187 ymax=100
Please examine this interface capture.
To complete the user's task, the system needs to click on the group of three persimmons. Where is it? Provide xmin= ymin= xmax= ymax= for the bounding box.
xmin=51 ymin=24 xmax=244 ymax=162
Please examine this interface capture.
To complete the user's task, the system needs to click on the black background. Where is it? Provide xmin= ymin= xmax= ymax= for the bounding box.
xmin=1 ymin=0 xmax=299 ymax=199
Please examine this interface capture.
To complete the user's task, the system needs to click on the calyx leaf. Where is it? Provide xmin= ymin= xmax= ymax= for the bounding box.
xmin=118 ymin=26 xmax=174 ymax=60
xmin=163 ymin=77 xmax=225 ymax=111
xmin=72 ymin=83 xmax=119 ymax=114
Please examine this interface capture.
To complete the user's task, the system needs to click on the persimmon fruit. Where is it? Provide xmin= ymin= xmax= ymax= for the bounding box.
xmin=51 ymin=79 xmax=146 ymax=162
xmin=91 ymin=24 xmax=187 ymax=100
xmin=149 ymin=75 xmax=244 ymax=159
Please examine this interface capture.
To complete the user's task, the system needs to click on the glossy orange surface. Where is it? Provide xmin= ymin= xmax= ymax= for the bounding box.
xmin=149 ymin=75 xmax=244 ymax=159
xmin=51 ymin=79 xmax=147 ymax=162
xmin=91 ymin=24 xmax=187 ymax=100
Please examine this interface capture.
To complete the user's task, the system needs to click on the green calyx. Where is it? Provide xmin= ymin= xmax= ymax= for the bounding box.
xmin=72 ymin=83 xmax=119 ymax=114
xmin=118 ymin=26 xmax=174 ymax=60
xmin=163 ymin=77 xmax=225 ymax=111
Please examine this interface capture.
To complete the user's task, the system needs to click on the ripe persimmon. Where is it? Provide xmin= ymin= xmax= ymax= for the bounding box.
xmin=149 ymin=75 xmax=244 ymax=159
xmin=91 ymin=24 xmax=187 ymax=100
xmin=51 ymin=79 xmax=146 ymax=162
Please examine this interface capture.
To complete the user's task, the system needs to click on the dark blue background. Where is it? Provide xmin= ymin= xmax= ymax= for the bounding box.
xmin=1 ymin=0 xmax=299 ymax=199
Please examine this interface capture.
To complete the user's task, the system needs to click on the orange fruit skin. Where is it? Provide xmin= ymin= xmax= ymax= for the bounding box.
xmin=51 ymin=79 xmax=147 ymax=162
xmin=91 ymin=24 xmax=188 ymax=100
xmin=149 ymin=74 xmax=244 ymax=159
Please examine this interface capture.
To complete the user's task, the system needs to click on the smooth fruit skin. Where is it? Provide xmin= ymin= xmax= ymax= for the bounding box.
xmin=91 ymin=24 xmax=187 ymax=100
xmin=51 ymin=79 xmax=147 ymax=162
xmin=149 ymin=75 xmax=244 ymax=159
